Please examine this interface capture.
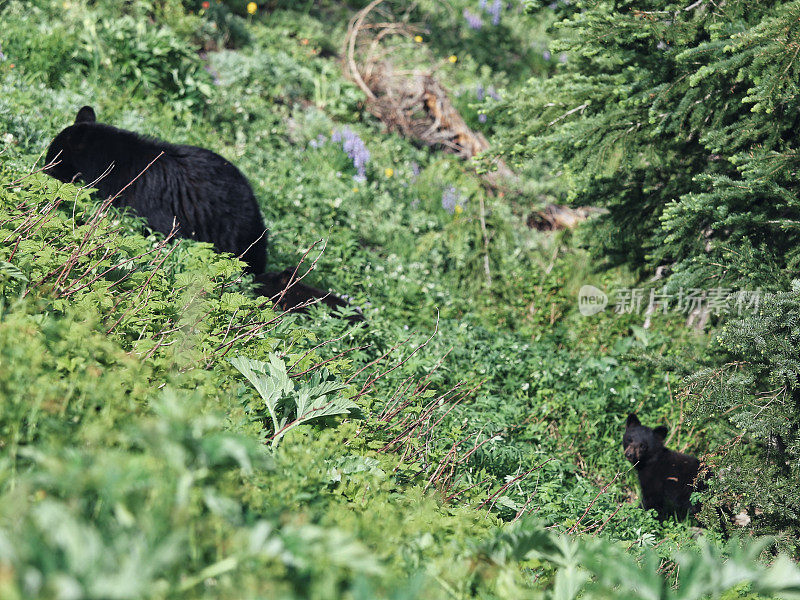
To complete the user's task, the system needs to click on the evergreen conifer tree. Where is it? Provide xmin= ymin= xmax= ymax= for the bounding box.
xmin=502 ymin=0 xmax=800 ymax=547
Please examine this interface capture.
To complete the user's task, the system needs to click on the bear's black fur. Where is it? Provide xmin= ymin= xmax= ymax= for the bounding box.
xmin=253 ymin=268 xmax=362 ymax=321
xmin=45 ymin=107 xmax=361 ymax=320
xmin=623 ymin=413 xmax=702 ymax=520
xmin=45 ymin=106 xmax=268 ymax=273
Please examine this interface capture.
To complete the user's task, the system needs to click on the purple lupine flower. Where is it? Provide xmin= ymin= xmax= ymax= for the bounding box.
xmin=558 ymin=52 xmax=568 ymax=63
xmin=411 ymin=162 xmax=420 ymax=177
xmin=487 ymin=86 xmax=501 ymax=101
xmin=488 ymin=0 xmax=502 ymax=25
xmin=308 ymin=134 xmax=327 ymax=149
xmin=479 ymin=0 xmax=487 ymax=9
xmin=476 ymin=83 xmax=485 ymax=101
xmin=478 ymin=113 xmax=488 ymax=123
xmin=463 ymin=8 xmax=483 ymax=29
xmin=203 ymin=65 xmax=221 ymax=86
xmin=411 ymin=198 xmax=420 ymax=209
xmin=543 ymin=49 xmax=551 ymax=61
xmin=441 ymin=186 xmax=463 ymax=214
xmin=199 ymin=53 xmax=221 ymax=86
xmin=333 ymin=126 xmax=370 ymax=181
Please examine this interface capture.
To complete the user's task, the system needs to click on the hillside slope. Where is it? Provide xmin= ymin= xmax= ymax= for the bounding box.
xmin=0 ymin=1 xmax=797 ymax=598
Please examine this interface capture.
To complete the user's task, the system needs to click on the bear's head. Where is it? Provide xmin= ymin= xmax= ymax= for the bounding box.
xmin=622 ymin=414 xmax=667 ymax=465
xmin=44 ymin=106 xmax=97 ymax=184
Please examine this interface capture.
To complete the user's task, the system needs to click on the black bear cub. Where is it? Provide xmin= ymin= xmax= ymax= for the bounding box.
xmin=622 ymin=413 xmax=702 ymax=520
xmin=45 ymin=107 xmax=359 ymax=319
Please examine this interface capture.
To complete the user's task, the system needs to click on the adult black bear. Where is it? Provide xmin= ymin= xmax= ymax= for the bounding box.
xmin=622 ymin=413 xmax=702 ymax=520
xmin=45 ymin=106 xmax=359 ymax=319
xmin=45 ymin=106 xmax=268 ymax=273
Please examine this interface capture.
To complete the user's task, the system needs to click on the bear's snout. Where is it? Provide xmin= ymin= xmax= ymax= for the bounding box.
xmin=624 ymin=444 xmax=643 ymax=463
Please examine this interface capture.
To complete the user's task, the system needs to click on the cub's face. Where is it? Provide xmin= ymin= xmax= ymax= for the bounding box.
xmin=44 ymin=106 xmax=97 ymax=184
xmin=622 ymin=414 xmax=667 ymax=464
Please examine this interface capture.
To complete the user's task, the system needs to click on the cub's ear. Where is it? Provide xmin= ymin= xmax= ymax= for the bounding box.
xmin=626 ymin=413 xmax=641 ymax=428
xmin=75 ymin=106 xmax=96 ymax=124
xmin=653 ymin=425 xmax=668 ymax=441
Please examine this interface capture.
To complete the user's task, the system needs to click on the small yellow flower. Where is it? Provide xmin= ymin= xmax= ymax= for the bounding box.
xmin=454 ymin=205 xmax=463 ymax=215
xmin=448 ymin=55 xmax=458 ymax=63
xmin=384 ymin=167 xmax=394 ymax=178
xmin=352 ymin=187 xmax=359 ymax=193
xmin=246 ymin=1 xmax=257 ymax=15
xmin=414 ymin=35 xmax=423 ymax=43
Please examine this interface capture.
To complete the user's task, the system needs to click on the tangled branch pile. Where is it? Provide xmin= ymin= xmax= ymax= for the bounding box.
xmin=342 ymin=0 xmax=591 ymax=232
xmin=344 ymin=0 xmax=489 ymax=160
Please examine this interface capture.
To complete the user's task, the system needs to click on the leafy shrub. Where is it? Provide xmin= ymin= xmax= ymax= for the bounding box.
xmin=474 ymin=519 xmax=800 ymax=600
xmin=229 ymin=354 xmax=356 ymax=447
xmin=195 ymin=1 xmax=252 ymax=50
xmin=0 ymin=1 xmax=80 ymax=87
xmin=75 ymin=15 xmax=214 ymax=111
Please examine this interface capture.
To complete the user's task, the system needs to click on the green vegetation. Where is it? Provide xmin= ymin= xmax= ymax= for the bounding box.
xmin=0 ymin=0 xmax=798 ymax=597
xmin=501 ymin=0 xmax=800 ymax=553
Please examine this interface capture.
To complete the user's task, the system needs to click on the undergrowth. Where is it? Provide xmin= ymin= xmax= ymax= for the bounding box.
xmin=0 ymin=0 xmax=797 ymax=597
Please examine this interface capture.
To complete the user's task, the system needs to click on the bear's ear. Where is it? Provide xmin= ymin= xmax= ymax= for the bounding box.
xmin=75 ymin=106 xmax=96 ymax=124
xmin=626 ymin=414 xmax=641 ymax=428
xmin=653 ymin=425 xmax=668 ymax=441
